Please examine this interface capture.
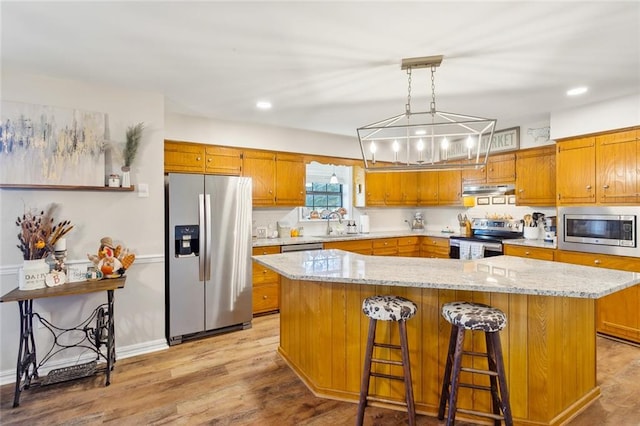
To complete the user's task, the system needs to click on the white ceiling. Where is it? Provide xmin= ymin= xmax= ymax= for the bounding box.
xmin=2 ymin=1 xmax=639 ymax=137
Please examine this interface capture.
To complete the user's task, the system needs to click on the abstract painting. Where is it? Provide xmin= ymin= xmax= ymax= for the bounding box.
xmin=0 ymin=101 xmax=106 ymax=186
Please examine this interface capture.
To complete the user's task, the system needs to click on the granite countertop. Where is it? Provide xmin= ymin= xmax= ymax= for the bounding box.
xmin=252 ymin=230 xmax=459 ymax=247
xmin=253 ymin=250 xmax=639 ymax=299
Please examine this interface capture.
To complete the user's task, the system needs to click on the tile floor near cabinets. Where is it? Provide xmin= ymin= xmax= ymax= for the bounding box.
xmin=0 ymin=314 xmax=639 ymax=425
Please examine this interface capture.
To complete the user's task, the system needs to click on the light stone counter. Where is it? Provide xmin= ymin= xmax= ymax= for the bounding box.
xmin=252 ymin=229 xmax=457 ymax=247
xmin=253 ymin=249 xmax=639 ymax=298
xmin=503 ymin=238 xmax=557 ymax=249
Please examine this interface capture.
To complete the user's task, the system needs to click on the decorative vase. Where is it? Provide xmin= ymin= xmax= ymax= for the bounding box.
xmin=19 ymin=259 xmax=49 ymax=291
xmin=121 ymin=166 xmax=131 ymax=188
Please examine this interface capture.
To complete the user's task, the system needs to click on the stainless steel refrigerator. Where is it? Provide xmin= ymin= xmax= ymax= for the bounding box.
xmin=165 ymin=173 xmax=252 ymax=345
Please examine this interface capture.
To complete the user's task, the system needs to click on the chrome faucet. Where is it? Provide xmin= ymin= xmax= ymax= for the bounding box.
xmin=326 ymin=211 xmax=343 ymax=235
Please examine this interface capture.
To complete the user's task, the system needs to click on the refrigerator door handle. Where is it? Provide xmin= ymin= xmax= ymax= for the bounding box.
xmin=198 ymin=194 xmax=206 ymax=282
xmin=204 ymin=193 xmax=212 ymax=281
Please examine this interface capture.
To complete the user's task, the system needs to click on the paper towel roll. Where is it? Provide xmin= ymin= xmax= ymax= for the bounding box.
xmin=360 ymin=215 xmax=370 ymax=233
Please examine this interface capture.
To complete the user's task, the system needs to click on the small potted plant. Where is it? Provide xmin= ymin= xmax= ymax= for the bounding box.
xmin=121 ymin=122 xmax=144 ymax=188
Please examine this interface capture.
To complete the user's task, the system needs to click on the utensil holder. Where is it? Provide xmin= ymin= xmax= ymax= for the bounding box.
xmin=523 ymin=227 xmax=539 ymax=239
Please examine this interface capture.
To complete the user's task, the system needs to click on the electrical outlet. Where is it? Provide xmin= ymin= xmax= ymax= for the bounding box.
xmin=138 ymin=183 xmax=149 ymax=198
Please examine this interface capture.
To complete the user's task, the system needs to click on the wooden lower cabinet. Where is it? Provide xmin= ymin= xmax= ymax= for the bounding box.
xmin=372 ymin=238 xmax=398 ymax=256
xmin=323 ymin=239 xmax=373 ymax=255
xmin=420 ymin=236 xmax=450 ymax=258
xmin=504 ymin=244 xmax=555 ymax=261
xmin=252 ymin=245 xmax=281 ymax=315
xmin=397 ymin=236 xmax=420 ymax=257
xmin=556 ymin=250 xmax=640 ymax=343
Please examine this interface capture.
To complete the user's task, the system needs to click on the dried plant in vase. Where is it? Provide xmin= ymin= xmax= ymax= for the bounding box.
xmin=122 ymin=122 xmax=144 ymax=171
xmin=16 ymin=204 xmax=73 ymax=260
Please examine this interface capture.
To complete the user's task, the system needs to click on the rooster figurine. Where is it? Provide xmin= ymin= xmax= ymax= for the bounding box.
xmin=87 ymin=236 xmax=136 ymax=278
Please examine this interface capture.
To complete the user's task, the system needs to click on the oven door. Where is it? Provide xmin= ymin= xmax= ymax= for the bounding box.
xmin=449 ymin=238 xmax=503 ymax=259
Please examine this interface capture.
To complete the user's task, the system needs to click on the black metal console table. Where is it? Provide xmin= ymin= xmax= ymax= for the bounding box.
xmin=0 ymin=277 xmax=126 ymax=407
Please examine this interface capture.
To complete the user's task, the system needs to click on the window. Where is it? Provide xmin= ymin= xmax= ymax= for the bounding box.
xmin=305 ymin=182 xmax=343 ymax=210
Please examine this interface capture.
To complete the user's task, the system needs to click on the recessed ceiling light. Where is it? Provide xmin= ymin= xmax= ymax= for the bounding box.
xmin=566 ymin=86 xmax=588 ymax=96
xmin=256 ymin=100 xmax=272 ymax=110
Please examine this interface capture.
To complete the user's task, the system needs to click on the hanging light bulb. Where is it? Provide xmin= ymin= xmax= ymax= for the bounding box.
xmin=416 ymin=138 xmax=425 ymax=163
xmin=329 ymin=167 xmax=339 ymax=184
xmin=441 ymin=137 xmax=449 ymax=161
xmin=466 ymin=135 xmax=475 ymax=159
xmin=392 ymin=140 xmax=400 ymax=163
xmin=370 ymin=141 xmax=377 ymax=163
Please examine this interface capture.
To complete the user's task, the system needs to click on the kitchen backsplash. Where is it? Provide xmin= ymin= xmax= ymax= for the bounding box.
xmin=253 ymin=201 xmax=557 ymax=237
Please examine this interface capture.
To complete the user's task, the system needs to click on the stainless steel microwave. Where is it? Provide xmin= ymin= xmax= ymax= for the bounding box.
xmin=557 ymin=206 xmax=639 ymax=257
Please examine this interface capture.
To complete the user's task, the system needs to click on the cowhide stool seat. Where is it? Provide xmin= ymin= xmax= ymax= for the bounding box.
xmin=438 ymin=301 xmax=513 ymax=426
xmin=356 ymin=295 xmax=418 ymax=426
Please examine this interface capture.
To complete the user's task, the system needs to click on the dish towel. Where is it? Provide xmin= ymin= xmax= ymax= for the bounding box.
xmin=459 ymin=241 xmax=471 ymax=259
xmin=470 ymin=242 xmax=485 ymax=259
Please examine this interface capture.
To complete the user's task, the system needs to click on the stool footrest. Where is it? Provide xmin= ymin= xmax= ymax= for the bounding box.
xmin=371 ymin=372 xmax=406 ymax=381
xmin=462 ymin=350 xmax=489 ymax=358
xmin=373 ymin=342 xmax=401 ymax=350
xmin=366 ymin=395 xmax=408 ymax=407
xmin=461 ymin=366 xmax=498 ymax=376
xmin=457 ymin=407 xmax=505 ymax=421
xmin=459 ymin=382 xmax=493 ymax=392
xmin=371 ymin=357 xmax=403 ymax=366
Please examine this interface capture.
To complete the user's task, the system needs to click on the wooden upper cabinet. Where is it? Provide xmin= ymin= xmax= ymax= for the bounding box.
xmin=204 ymin=146 xmax=242 ymax=175
xmin=242 ymin=149 xmax=276 ymax=206
xmin=164 ymin=140 xmax=205 ymax=173
xmin=486 ymin=153 xmax=516 ymax=183
xmin=365 ymin=172 xmax=388 ymax=206
xmin=437 ymin=169 xmax=462 ymax=205
xmin=417 ymin=171 xmax=440 ymax=206
xmin=556 ymin=137 xmax=596 ymax=205
xmin=461 ymin=161 xmax=486 ymax=184
xmin=275 ymin=153 xmax=305 ymax=206
xmin=515 ymin=146 xmax=556 ymax=206
xmin=596 ymin=129 xmax=639 ymax=204
xmin=385 ymin=172 xmax=418 ymax=206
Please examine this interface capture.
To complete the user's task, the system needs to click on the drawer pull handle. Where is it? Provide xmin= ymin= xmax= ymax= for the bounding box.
xmin=263 ymin=269 xmax=268 ymax=273
xmin=207 ymin=158 xmax=212 ymax=162
xmin=263 ymin=295 xmax=268 ymax=299
xmin=525 ymin=251 xmax=531 ymax=256
xmin=603 ymin=184 xmax=609 ymax=189
xmin=594 ymin=259 xmax=601 ymax=265
xmin=196 ymin=156 xmax=201 ymax=161
xmin=586 ymin=185 xmax=592 ymax=190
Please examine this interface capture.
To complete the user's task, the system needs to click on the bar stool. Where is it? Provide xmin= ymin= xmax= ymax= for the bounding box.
xmin=438 ymin=301 xmax=513 ymax=426
xmin=356 ymin=295 xmax=417 ymax=426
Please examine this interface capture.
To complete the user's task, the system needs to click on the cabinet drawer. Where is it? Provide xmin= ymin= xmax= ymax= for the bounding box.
xmin=398 ymin=236 xmax=420 ymax=246
xmin=556 ymin=250 xmax=640 ymax=272
xmin=504 ymin=245 xmax=555 ymax=261
xmin=252 ymin=263 xmax=279 ymax=285
xmin=325 ymin=239 xmax=373 ymax=254
xmin=421 ymin=237 xmax=450 ymax=248
xmin=373 ymin=238 xmax=398 ymax=249
xmin=253 ymin=283 xmax=279 ymax=314
xmin=252 ymin=246 xmax=281 ymax=256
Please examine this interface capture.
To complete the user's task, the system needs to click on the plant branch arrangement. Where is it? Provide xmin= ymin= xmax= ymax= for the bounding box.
xmin=16 ymin=204 xmax=73 ymax=260
xmin=122 ymin=122 xmax=144 ymax=170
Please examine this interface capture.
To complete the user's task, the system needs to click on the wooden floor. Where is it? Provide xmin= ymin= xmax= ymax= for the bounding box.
xmin=1 ymin=313 xmax=639 ymax=425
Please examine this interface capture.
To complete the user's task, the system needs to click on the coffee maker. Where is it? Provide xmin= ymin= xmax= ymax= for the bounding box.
xmin=544 ymin=216 xmax=557 ymax=243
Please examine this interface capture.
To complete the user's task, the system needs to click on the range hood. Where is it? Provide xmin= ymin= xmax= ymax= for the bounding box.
xmin=462 ymin=184 xmax=516 ymax=196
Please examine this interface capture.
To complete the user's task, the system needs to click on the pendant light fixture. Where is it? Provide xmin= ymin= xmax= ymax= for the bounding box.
xmin=357 ymin=55 xmax=497 ymax=172
xmin=329 ymin=166 xmax=339 ymax=184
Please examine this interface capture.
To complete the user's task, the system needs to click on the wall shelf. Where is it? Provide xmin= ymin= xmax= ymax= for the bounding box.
xmin=0 ymin=184 xmax=135 ymax=191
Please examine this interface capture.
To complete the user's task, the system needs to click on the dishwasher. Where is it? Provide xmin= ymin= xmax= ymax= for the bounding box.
xmin=280 ymin=242 xmax=324 ymax=253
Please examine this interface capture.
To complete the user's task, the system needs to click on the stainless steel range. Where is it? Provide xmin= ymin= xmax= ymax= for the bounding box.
xmin=449 ymin=218 xmax=524 ymax=259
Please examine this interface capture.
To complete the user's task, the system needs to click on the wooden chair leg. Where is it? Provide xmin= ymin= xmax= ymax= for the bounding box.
xmin=485 ymin=332 xmax=502 ymax=426
xmin=398 ymin=320 xmax=416 ymax=426
xmin=446 ymin=326 xmax=466 ymax=426
xmin=489 ymin=332 xmax=513 ymax=426
xmin=438 ymin=325 xmax=458 ymax=420
xmin=356 ymin=318 xmax=377 ymax=426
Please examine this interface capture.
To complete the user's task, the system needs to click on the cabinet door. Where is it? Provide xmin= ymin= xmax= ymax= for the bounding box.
xmin=515 ymin=146 xmax=556 ymax=206
xmin=487 ymin=153 xmax=516 ymax=183
xmin=385 ymin=172 xmax=418 ymax=206
xmin=324 ymin=239 xmax=373 ymax=255
xmin=438 ymin=170 xmax=462 ymax=205
xmin=504 ymin=244 xmax=555 ymax=260
xmin=461 ymin=161 xmax=486 ymax=184
xmin=417 ymin=172 xmax=440 ymax=205
xmin=242 ymin=150 xmax=276 ymax=206
xmin=275 ymin=153 xmax=305 ymax=206
xmin=372 ymin=238 xmax=398 ymax=256
xmin=205 ymin=146 xmax=242 ymax=175
xmin=401 ymin=172 xmax=419 ymax=205
xmin=420 ymin=236 xmax=450 ymax=258
xmin=164 ymin=141 xmax=205 ymax=173
xmin=397 ymin=236 xmax=420 ymax=257
xmin=365 ymin=173 xmax=387 ymax=206
xmin=596 ymin=130 xmax=639 ymax=204
xmin=556 ymin=137 xmax=596 ymax=204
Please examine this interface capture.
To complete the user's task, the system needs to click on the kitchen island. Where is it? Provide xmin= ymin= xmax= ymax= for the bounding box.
xmin=253 ymin=250 xmax=640 ymax=426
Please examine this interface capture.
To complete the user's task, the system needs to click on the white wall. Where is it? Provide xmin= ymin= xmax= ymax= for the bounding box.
xmin=550 ymin=93 xmax=640 ymax=139
xmin=0 ymin=70 xmax=167 ymax=383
